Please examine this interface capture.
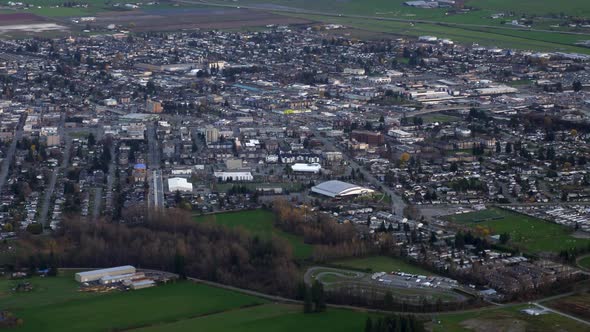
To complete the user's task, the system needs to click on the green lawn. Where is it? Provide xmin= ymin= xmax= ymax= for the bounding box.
xmin=136 ymin=304 xmax=368 ymax=332
xmin=331 ymin=256 xmax=436 ymax=276
xmin=194 ymin=209 xmax=313 ymax=259
xmin=445 ymin=208 xmax=590 ymax=254
xmin=431 ymin=304 xmax=589 ymax=332
xmin=0 ymin=274 xmax=266 ymax=332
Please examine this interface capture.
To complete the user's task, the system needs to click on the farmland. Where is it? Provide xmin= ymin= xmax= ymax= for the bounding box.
xmin=135 ymin=303 xmax=367 ymax=332
xmin=445 ymin=208 xmax=590 ymax=254
xmin=330 ymin=256 xmax=436 ymax=276
xmin=194 ymin=209 xmax=313 ymax=259
xmin=0 ymin=272 xmax=267 ymax=332
xmin=546 ymin=292 xmax=590 ymax=321
xmin=431 ymin=304 xmax=590 ymax=332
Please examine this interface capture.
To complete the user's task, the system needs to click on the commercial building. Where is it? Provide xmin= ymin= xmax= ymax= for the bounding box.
xmin=311 ymin=180 xmax=375 ymax=198
xmin=168 ymin=177 xmax=193 ymax=192
xmin=146 ymin=99 xmax=163 ymax=113
xmin=351 ymin=130 xmax=385 ymax=145
xmin=75 ymin=266 xmax=136 ymax=283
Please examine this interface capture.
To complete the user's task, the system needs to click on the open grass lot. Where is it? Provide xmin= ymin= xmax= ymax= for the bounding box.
xmin=135 ymin=304 xmax=367 ymax=332
xmin=194 ymin=209 xmax=313 ymax=259
xmin=546 ymin=292 xmax=590 ymax=321
xmin=445 ymin=208 xmax=590 ymax=254
xmin=431 ymin=304 xmax=590 ymax=332
xmin=331 ymin=256 xmax=436 ymax=276
xmin=0 ymin=273 xmax=266 ymax=331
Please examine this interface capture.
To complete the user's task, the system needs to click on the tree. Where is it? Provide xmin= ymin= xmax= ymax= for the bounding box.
xmin=400 ymin=152 xmax=410 ymax=164
xmin=364 ymin=317 xmax=373 ymax=332
xmin=311 ymin=280 xmax=326 ymax=312
xmin=303 ymin=285 xmax=313 ymax=313
xmin=499 ymin=232 xmax=511 ymax=245
xmin=573 ymin=80 xmax=583 ymax=92
xmin=495 ymin=141 xmax=501 ymax=153
xmin=87 ymin=133 xmax=96 ymax=147
xmin=26 ymin=223 xmax=43 ymax=235
xmin=505 ymin=142 xmax=512 ymax=154
xmin=384 ymin=291 xmax=394 ymax=309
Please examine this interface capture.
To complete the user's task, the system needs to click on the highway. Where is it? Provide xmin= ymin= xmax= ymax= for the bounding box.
xmin=146 ymin=123 xmax=165 ymax=209
xmin=151 ymin=169 xmax=165 ymax=209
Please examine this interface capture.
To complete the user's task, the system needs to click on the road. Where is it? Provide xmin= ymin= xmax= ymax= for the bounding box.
xmin=104 ymin=144 xmax=116 ymax=215
xmin=0 ymin=115 xmax=24 ymax=194
xmin=150 ymin=170 xmax=165 ymax=209
xmin=185 ymin=0 xmax=590 ymax=37
xmin=91 ymin=187 xmax=102 ymax=221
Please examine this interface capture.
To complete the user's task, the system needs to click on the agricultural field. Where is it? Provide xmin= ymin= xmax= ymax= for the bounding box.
xmin=0 ymin=272 xmax=267 ymax=331
xmin=330 ymin=256 xmax=437 ymax=276
xmin=135 ymin=303 xmax=367 ymax=332
xmin=546 ymin=292 xmax=590 ymax=321
xmin=194 ymin=209 xmax=313 ymax=259
xmin=445 ymin=208 xmax=590 ymax=254
xmin=431 ymin=304 xmax=590 ymax=332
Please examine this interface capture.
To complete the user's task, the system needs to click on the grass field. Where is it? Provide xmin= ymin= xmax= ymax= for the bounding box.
xmin=135 ymin=304 xmax=367 ymax=332
xmin=431 ymin=304 xmax=589 ymax=332
xmin=578 ymin=255 xmax=590 ymax=270
xmin=0 ymin=273 xmax=267 ymax=331
xmin=194 ymin=209 xmax=313 ymax=259
xmin=331 ymin=256 xmax=436 ymax=276
xmin=445 ymin=208 xmax=590 ymax=254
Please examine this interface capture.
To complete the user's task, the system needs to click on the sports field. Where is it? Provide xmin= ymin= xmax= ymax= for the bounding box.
xmin=331 ymin=256 xmax=436 ymax=276
xmin=445 ymin=208 xmax=590 ymax=254
xmin=546 ymin=292 xmax=590 ymax=321
xmin=431 ymin=304 xmax=589 ymax=332
xmin=194 ymin=209 xmax=313 ymax=259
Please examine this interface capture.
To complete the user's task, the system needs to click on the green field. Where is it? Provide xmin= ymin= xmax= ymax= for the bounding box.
xmin=194 ymin=209 xmax=313 ymax=259
xmin=578 ymin=255 xmax=590 ymax=270
xmin=136 ymin=303 xmax=367 ymax=332
xmin=0 ymin=273 xmax=267 ymax=331
xmin=432 ymin=304 xmax=589 ymax=332
xmin=331 ymin=256 xmax=436 ymax=276
xmin=445 ymin=208 xmax=590 ymax=254
xmin=0 ymin=272 xmax=374 ymax=332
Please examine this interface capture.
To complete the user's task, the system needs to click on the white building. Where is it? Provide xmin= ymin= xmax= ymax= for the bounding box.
xmin=214 ymin=171 xmax=254 ymax=181
xmin=75 ymin=266 xmax=136 ymax=283
xmin=168 ymin=177 xmax=193 ymax=192
xmin=291 ymin=163 xmax=322 ymax=173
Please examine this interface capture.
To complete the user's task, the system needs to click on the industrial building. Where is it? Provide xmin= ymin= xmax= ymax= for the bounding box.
xmin=311 ymin=180 xmax=375 ymax=198
xmin=75 ymin=266 xmax=136 ymax=283
xmin=214 ymin=171 xmax=254 ymax=181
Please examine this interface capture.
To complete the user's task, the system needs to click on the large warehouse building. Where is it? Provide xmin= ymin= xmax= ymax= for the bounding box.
xmin=311 ymin=180 xmax=375 ymax=198
xmin=75 ymin=266 xmax=136 ymax=283
xmin=168 ymin=177 xmax=193 ymax=192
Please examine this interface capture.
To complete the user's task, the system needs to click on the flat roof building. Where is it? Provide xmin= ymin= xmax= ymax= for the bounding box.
xmin=75 ymin=265 xmax=136 ymax=283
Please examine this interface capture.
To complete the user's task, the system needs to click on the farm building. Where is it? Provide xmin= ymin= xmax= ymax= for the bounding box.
xmin=75 ymin=266 xmax=137 ymax=283
xmin=131 ymin=280 xmax=156 ymax=290
xmin=311 ymin=180 xmax=375 ymax=198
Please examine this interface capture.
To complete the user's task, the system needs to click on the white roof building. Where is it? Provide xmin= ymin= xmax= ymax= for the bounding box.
xmin=311 ymin=180 xmax=375 ymax=198
xmin=168 ymin=177 xmax=193 ymax=192
xmin=291 ymin=163 xmax=322 ymax=173
xmin=214 ymin=171 xmax=254 ymax=182
xmin=75 ymin=266 xmax=136 ymax=283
